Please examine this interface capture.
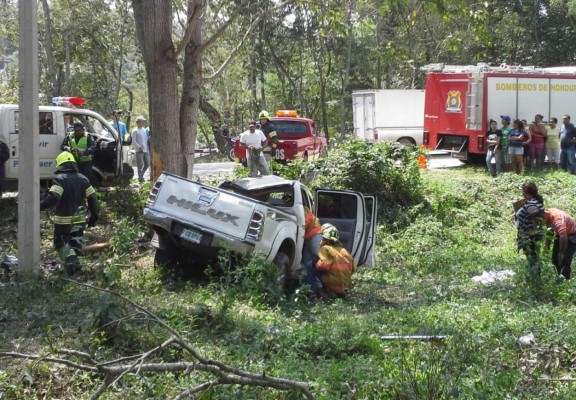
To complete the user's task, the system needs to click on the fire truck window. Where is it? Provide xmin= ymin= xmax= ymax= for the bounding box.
xmin=39 ymin=112 xmax=54 ymax=135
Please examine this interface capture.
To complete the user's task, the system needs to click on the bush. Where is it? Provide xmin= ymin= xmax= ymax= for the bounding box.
xmin=313 ymin=139 xmax=424 ymax=228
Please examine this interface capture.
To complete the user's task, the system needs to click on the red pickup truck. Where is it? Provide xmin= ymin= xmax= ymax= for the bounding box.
xmin=233 ymin=110 xmax=328 ymax=164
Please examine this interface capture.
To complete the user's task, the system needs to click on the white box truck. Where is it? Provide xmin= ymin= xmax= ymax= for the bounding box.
xmin=352 ymin=89 xmax=425 ymax=146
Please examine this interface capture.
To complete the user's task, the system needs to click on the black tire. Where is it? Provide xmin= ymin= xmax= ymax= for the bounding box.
xmin=303 ymin=152 xmax=309 ymax=162
xmin=397 ymin=137 xmax=416 ymax=147
xmin=154 ymin=246 xmax=179 ymax=271
xmin=273 ymin=251 xmax=291 ymax=291
xmin=228 ymin=147 xmax=235 ymax=161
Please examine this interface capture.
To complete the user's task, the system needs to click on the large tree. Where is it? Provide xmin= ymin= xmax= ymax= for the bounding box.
xmin=131 ymin=0 xmax=290 ymax=178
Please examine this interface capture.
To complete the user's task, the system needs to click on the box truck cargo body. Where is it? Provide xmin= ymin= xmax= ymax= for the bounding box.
xmin=352 ymin=89 xmax=425 ymax=146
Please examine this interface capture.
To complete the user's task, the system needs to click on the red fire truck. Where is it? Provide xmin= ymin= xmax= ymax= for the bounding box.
xmin=233 ymin=110 xmax=327 ymax=164
xmin=422 ymin=63 xmax=576 ymax=161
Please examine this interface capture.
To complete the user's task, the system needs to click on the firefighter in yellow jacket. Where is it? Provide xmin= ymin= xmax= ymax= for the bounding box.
xmin=40 ymin=151 xmax=99 ymax=274
xmin=310 ymin=223 xmax=355 ymax=298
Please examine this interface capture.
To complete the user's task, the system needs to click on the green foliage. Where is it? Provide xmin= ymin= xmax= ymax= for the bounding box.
xmin=313 ymin=138 xmax=424 ymax=228
xmin=208 ymin=251 xmax=285 ymax=310
xmin=104 ymin=184 xmax=150 ymax=221
xmin=8 ymin=150 xmax=576 ymax=397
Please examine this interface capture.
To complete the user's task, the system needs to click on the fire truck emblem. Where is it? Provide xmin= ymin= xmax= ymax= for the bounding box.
xmin=445 ymin=90 xmax=462 ymax=113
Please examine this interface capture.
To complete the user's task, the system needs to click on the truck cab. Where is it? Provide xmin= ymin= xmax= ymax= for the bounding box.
xmin=234 ymin=110 xmax=328 ymax=164
xmin=0 ymin=97 xmax=133 ymax=189
xmin=144 ymin=173 xmax=377 ymax=287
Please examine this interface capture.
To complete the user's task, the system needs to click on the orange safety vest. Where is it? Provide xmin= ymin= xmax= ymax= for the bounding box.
xmin=304 ymin=207 xmax=321 ymax=240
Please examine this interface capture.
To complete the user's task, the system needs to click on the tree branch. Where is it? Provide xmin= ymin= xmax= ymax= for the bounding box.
xmin=174 ymin=1 xmax=203 ymax=58
xmin=204 ymin=0 xmax=296 ymax=82
xmin=0 ymin=278 xmax=317 ymax=399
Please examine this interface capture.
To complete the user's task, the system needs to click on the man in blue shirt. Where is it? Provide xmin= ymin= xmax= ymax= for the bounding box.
xmin=110 ymin=110 xmax=131 ymax=165
xmin=110 ymin=110 xmax=129 ymax=143
xmin=559 ymin=114 xmax=576 ymax=174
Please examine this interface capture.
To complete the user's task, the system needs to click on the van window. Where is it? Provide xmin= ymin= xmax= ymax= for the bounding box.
xmin=71 ymin=114 xmax=116 ymax=140
xmin=13 ymin=112 xmax=55 ymax=135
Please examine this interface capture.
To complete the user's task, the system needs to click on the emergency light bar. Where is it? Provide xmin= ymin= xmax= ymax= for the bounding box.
xmin=51 ymin=96 xmax=86 ymax=107
xmin=276 ymin=110 xmax=299 ymax=117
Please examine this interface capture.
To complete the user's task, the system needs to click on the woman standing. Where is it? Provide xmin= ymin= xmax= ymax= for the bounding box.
xmin=516 ymin=183 xmax=545 ymax=278
xmin=508 ymin=119 xmax=526 ymax=174
xmin=485 ymin=119 xmax=502 ymax=176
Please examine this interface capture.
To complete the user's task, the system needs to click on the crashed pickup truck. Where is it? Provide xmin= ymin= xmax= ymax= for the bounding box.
xmin=143 ymin=173 xmax=377 ymax=286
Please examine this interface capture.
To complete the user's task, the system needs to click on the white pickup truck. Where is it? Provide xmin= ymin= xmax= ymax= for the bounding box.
xmin=143 ymin=173 xmax=377 ymax=287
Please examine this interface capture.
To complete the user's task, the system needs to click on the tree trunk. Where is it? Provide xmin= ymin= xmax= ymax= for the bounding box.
xmin=180 ymin=0 xmax=205 ymax=179
xmin=132 ymin=0 xmax=184 ymax=179
xmin=39 ymin=0 xmax=56 ymax=98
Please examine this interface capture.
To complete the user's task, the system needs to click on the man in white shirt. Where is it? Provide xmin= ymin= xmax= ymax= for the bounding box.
xmin=240 ymin=121 xmax=270 ymax=177
xmin=131 ymin=115 xmax=150 ymax=182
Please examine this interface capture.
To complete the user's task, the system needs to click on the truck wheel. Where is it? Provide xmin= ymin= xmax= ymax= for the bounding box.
xmin=303 ymin=152 xmax=309 ymax=162
xmin=154 ymin=246 xmax=178 ymax=270
xmin=273 ymin=251 xmax=291 ymax=291
xmin=397 ymin=137 xmax=416 ymax=147
xmin=228 ymin=147 xmax=235 ymax=161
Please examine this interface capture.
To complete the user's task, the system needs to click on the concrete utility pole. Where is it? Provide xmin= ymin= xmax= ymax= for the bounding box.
xmin=18 ymin=0 xmax=40 ymax=277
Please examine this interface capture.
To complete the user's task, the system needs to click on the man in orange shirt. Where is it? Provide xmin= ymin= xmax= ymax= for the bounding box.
xmin=544 ymin=208 xmax=576 ymax=280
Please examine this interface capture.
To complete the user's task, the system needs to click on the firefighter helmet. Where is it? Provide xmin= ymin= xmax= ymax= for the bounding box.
xmin=258 ymin=110 xmax=270 ymax=120
xmin=321 ymin=223 xmax=339 ymax=242
xmin=56 ymin=151 xmax=76 ymax=167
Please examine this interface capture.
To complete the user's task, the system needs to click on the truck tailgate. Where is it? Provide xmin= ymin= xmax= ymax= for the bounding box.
xmin=152 ymin=175 xmax=257 ymax=240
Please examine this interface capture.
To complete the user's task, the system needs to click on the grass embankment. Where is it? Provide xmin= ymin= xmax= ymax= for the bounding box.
xmin=1 ymin=166 xmax=576 ymax=399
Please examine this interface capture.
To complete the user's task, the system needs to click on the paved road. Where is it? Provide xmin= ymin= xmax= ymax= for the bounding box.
xmin=141 ymin=156 xmax=463 ymax=180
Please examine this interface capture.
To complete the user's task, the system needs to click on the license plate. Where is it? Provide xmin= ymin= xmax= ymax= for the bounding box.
xmin=180 ymin=228 xmax=202 ymax=244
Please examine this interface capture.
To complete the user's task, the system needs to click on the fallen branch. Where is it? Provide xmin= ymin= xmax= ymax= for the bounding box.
xmin=381 ymin=335 xmax=448 ymax=342
xmin=82 ymin=242 xmax=111 ymax=253
xmin=0 ymin=278 xmax=316 ymax=400
xmin=538 ymin=377 xmax=576 ymax=382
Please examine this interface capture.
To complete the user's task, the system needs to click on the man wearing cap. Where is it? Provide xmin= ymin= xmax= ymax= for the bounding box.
xmin=500 ymin=115 xmax=512 ymax=172
xmin=559 ymin=115 xmax=576 ymax=174
xmin=240 ymin=121 xmax=269 ymax=177
xmin=61 ymin=122 xmax=98 ymax=188
xmin=131 ymin=115 xmax=150 ymax=182
xmin=40 ymin=151 xmax=99 ymax=275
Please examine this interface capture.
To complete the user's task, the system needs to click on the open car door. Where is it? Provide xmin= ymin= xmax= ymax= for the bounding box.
xmin=314 ymin=189 xmax=377 ymax=267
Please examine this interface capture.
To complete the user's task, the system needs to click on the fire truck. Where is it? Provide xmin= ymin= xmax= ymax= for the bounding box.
xmin=233 ymin=110 xmax=328 ymax=164
xmin=421 ymin=63 xmax=576 ymax=161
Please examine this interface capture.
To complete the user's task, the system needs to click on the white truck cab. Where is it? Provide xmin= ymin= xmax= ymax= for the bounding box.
xmin=0 ymin=97 xmax=133 ymax=189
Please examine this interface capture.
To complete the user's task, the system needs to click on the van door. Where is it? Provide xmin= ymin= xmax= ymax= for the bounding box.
xmin=352 ymin=92 xmax=375 ymax=142
xmin=69 ymin=112 xmax=125 ymax=183
xmin=6 ymin=110 xmax=60 ymax=180
xmin=313 ymin=189 xmax=377 ymax=266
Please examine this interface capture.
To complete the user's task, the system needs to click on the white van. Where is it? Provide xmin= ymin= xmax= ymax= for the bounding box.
xmin=0 ymin=97 xmax=133 ymax=190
